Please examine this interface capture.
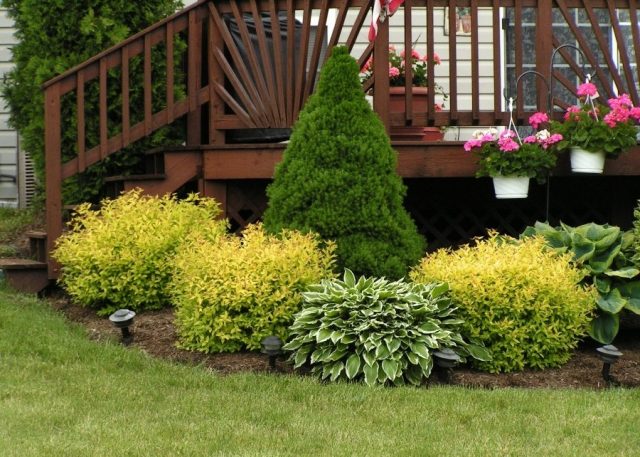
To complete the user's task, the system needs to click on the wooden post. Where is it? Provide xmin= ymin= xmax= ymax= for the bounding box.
xmin=44 ymin=84 xmax=62 ymax=279
xmin=536 ymin=0 xmax=553 ymax=113
xmin=373 ymin=18 xmax=390 ymax=133
xmin=187 ymin=9 xmax=202 ymax=145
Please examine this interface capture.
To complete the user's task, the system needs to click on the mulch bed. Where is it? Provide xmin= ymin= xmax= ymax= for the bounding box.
xmin=48 ymin=293 xmax=640 ymax=389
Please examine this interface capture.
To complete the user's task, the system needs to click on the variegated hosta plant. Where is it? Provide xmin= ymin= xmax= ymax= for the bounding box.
xmin=283 ymin=270 xmax=491 ymax=386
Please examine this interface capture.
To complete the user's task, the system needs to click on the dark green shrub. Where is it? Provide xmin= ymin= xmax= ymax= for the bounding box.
xmin=1 ymin=0 xmax=184 ymax=203
xmin=411 ymin=234 xmax=595 ymax=373
xmin=52 ymin=189 xmax=226 ymax=315
xmin=284 ymin=270 xmax=490 ymax=386
xmin=263 ymin=46 xmax=425 ymax=279
xmin=523 ymin=221 xmax=640 ymax=344
xmin=172 ymin=224 xmax=336 ymax=353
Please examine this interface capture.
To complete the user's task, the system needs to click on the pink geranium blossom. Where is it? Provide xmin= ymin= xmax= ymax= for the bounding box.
xmin=528 ymin=112 xmax=549 ymax=130
xmin=389 ymin=66 xmax=400 ymax=78
xmin=498 ymin=131 xmax=520 ymax=152
xmin=608 ymin=94 xmax=633 ymax=111
xmin=564 ymin=105 xmax=581 ymax=121
xmin=577 ymin=82 xmax=598 ymax=97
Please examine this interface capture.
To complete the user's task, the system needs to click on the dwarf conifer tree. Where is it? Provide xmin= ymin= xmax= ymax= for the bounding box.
xmin=263 ymin=46 xmax=425 ymax=278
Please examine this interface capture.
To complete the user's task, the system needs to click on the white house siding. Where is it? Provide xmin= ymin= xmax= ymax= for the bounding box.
xmin=0 ymin=8 xmax=18 ymax=207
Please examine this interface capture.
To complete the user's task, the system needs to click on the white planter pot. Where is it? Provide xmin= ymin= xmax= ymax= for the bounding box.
xmin=492 ymin=176 xmax=530 ymax=199
xmin=570 ymin=147 xmax=605 ymax=174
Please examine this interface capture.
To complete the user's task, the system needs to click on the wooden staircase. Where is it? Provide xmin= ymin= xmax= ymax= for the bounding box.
xmin=0 ymin=230 xmax=50 ymax=294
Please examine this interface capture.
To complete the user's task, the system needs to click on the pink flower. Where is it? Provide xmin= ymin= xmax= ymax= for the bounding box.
xmin=603 ymin=108 xmax=630 ymax=128
xmin=528 ymin=112 xmax=549 ymax=129
xmin=411 ymin=49 xmax=421 ymax=60
xmin=523 ymin=135 xmax=537 ymax=144
xmin=564 ymin=105 xmax=581 ymax=121
xmin=498 ymin=130 xmax=520 ymax=152
xmin=548 ymin=133 xmax=563 ymax=144
xmin=389 ymin=66 xmax=400 ymax=78
xmin=434 ymin=103 xmax=443 ymax=112
xmin=577 ymin=82 xmax=598 ymax=97
xmin=630 ymin=107 xmax=640 ymax=121
xmin=389 ymin=45 xmax=396 ymax=52
xmin=464 ymin=138 xmax=484 ymax=151
xmin=608 ymin=94 xmax=633 ymax=110
xmin=361 ymin=57 xmax=373 ymax=73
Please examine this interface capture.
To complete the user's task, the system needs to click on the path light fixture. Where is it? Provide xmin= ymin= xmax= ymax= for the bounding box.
xmin=433 ymin=348 xmax=461 ymax=384
xmin=596 ymin=344 xmax=623 ymax=386
xmin=108 ymin=309 xmax=136 ymax=345
xmin=261 ymin=336 xmax=282 ymax=370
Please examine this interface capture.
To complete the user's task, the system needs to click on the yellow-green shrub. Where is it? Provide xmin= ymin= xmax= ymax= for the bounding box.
xmin=410 ymin=235 xmax=595 ymax=373
xmin=53 ymin=189 xmax=227 ymax=314
xmin=172 ymin=223 xmax=336 ymax=353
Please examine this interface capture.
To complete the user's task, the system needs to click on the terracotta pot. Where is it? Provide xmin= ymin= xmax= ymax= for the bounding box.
xmin=461 ymin=15 xmax=472 ymax=33
xmin=389 ymin=86 xmax=430 ymax=114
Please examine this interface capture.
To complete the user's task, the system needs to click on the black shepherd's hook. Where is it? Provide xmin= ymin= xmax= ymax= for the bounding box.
xmin=503 ymin=70 xmax=552 ymax=118
xmin=549 ymin=44 xmax=597 ymax=112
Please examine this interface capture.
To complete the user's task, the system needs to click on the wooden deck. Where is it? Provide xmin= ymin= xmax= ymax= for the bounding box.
xmin=32 ymin=0 xmax=640 ymax=283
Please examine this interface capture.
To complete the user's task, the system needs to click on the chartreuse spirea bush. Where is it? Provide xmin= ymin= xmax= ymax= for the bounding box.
xmin=523 ymin=221 xmax=639 ymax=344
xmin=171 ymin=224 xmax=336 ymax=353
xmin=283 ymin=270 xmax=491 ymax=386
xmin=263 ymin=46 xmax=425 ymax=279
xmin=410 ymin=234 xmax=595 ymax=373
xmin=53 ymin=189 xmax=226 ymax=315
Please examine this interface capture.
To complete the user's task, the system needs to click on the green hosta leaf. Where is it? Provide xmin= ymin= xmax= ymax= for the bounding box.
xmin=310 ymin=347 xmax=330 ymax=364
xmin=340 ymin=333 xmax=357 ymax=344
xmin=572 ymin=234 xmax=596 ymax=263
xmin=316 ymin=328 xmax=332 ymax=343
xmin=596 ymin=289 xmax=626 ymax=314
xmin=429 ymin=282 xmax=449 ymax=298
xmin=604 ymin=267 xmax=640 ymax=279
xmin=382 ymin=359 xmax=399 ymax=381
xmin=375 ymin=342 xmax=390 ymax=359
xmin=294 ymin=348 xmax=310 ymax=368
xmin=330 ymin=330 xmax=345 ymax=344
xmin=594 ymin=277 xmax=612 ymax=294
xmin=363 ymin=362 xmax=379 ymax=386
xmin=329 ymin=361 xmax=344 ymax=382
xmin=405 ymin=364 xmax=424 ymax=386
xmin=343 ymin=269 xmax=356 ymax=287
xmin=362 ymin=349 xmax=376 ymax=367
xmin=385 ymin=337 xmax=401 ymax=354
xmin=418 ymin=321 xmax=439 ymax=334
xmin=410 ymin=342 xmax=430 ymax=359
xmin=589 ymin=244 xmax=621 ymax=274
xmin=406 ymin=351 xmax=419 ymax=365
xmin=589 ymin=313 xmax=619 ymax=344
xmin=417 ymin=354 xmax=433 ymax=377
xmin=328 ymin=347 xmax=349 ymax=362
xmin=614 ymin=281 xmax=640 ymax=314
xmin=345 ymin=353 xmax=361 ymax=379
xmin=466 ymin=343 xmax=492 ymax=361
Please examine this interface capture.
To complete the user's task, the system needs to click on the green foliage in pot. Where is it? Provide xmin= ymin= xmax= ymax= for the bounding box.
xmin=522 ymin=221 xmax=639 ymax=344
xmin=410 ymin=234 xmax=595 ymax=373
xmin=53 ymin=189 xmax=226 ymax=315
xmin=263 ymin=46 xmax=425 ymax=279
xmin=1 ymin=0 xmax=185 ymax=203
xmin=283 ymin=270 xmax=490 ymax=386
xmin=172 ymin=224 xmax=336 ymax=353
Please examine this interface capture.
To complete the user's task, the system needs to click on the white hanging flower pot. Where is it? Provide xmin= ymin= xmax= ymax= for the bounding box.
xmin=570 ymin=147 xmax=606 ymax=173
xmin=492 ymin=176 xmax=530 ymax=199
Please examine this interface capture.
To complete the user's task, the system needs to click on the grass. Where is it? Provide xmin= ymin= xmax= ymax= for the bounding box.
xmin=1 ymin=286 xmax=639 ymax=457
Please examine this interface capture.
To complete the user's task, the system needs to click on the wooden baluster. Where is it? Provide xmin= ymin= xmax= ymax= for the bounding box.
xmin=606 ymin=1 xmax=639 ymax=103
xmin=76 ymin=71 xmax=86 ymax=173
xmin=294 ymin=1 xmax=312 ymax=121
xmin=144 ymin=34 xmax=153 ymax=136
xmin=187 ymin=9 xmax=202 ymax=145
xmin=514 ymin=0 xmax=524 ymax=119
xmin=447 ymin=0 xmax=459 ymax=125
xmin=269 ymin=1 xmax=286 ymax=126
xmin=99 ymin=58 xmax=108 ymax=159
xmin=492 ymin=0 xmax=502 ymax=123
xmin=404 ymin=0 xmax=413 ymax=125
xmin=426 ymin=0 xmax=435 ymax=125
xmin=122 ymin=46 xmax=130 ymax=148
xmin=286 ymin=0 xmax=296 ymax=124
xmin=470 ymin=0 xmax=480 ymax=123
xmin=166 ymin=22 xmax=175 ymax=124
xmin=303 ymin=0 xmax=329 ymax=102
xmin=373 ymin=18 xmax=390 ymax=133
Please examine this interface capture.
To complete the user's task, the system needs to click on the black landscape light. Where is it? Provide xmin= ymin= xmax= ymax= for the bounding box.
xmin=596 ymin=344 xmax=623 ymax=386
xmin=433 ymin=348 xmax=461 ymax=384
xmin=261 ymin=336 xmax=282 ymax=370
xmin=108 ymin=309 xmax=136 ymax=345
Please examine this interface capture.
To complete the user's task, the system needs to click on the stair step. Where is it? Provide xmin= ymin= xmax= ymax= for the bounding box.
xmin=0 ymin=258 xmax=47 ymax=269
xmin=0 ymin=258 xmax=50 ymax=294
xmin=104 ymin=174 xmax=166 ymax=183
xmin=25 ymin=230 xmax=47 ymax=239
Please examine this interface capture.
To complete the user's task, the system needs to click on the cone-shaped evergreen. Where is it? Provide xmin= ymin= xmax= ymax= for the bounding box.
xmin=263 ymin=46 xmax=425 ymax=278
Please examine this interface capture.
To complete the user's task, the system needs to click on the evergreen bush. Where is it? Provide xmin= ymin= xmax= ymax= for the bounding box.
xmin=172 ymin=224 xmax=336 ymax=353
xmin=1 ymin=0 xmax=184 ymax=203
xmin=263 ymin=46 xmax=425 ymax=279
xmin=52 ymin=189 xmax=226 ymax=315
xmin=410 ymin=234 xmax=595 ymax=373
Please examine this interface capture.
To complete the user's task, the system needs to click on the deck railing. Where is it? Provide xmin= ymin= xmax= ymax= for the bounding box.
xmin=43 ymin=0 xmax=640 ymax=276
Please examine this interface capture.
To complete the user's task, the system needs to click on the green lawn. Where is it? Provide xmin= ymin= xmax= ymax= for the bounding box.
xmin=1 ymin=286 xmax=639 ymax=457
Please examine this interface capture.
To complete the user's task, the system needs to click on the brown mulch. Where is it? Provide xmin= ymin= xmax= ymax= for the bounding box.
xmin=48 ymin=293 xmax=640 ymax=389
